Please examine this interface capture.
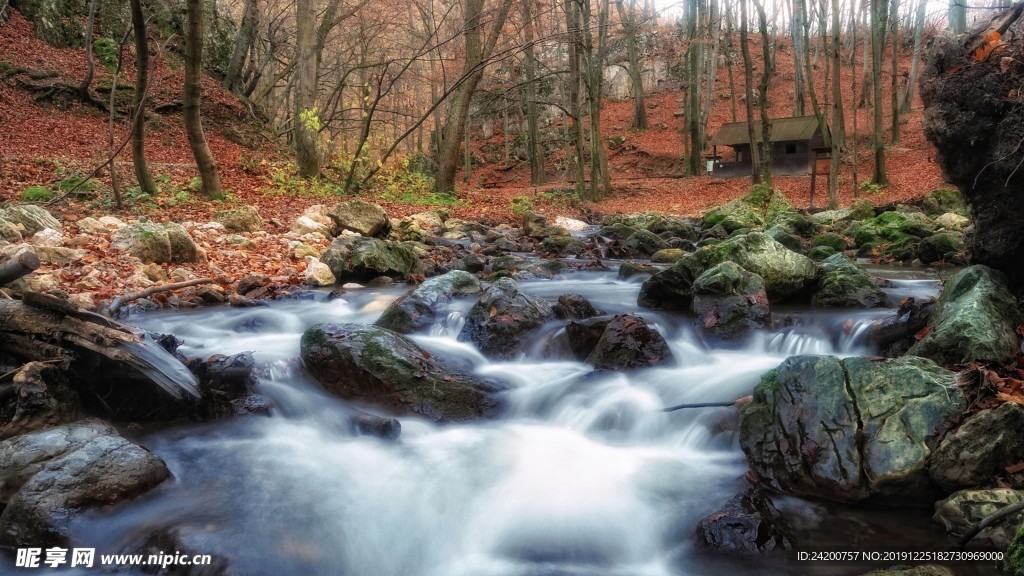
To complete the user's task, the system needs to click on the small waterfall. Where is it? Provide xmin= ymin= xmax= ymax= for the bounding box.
xmin=838 ymin=318 xmax=877 ymax=354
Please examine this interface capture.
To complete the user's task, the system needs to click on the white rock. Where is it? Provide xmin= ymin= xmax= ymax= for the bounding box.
xmin=555 ymin=216 xmax=590 ymax=232
xmin=31 ymin=228 xmax=63 ymax=247
xmin=291 ymin=215 xmax=331 ymax=236
xmin=97 ymin=216 xmax=125 ymax=231
xmin=304 ymin=257 xmax=336 ymax=287
xmin=935 ymin=212 xmax=970 ymax=232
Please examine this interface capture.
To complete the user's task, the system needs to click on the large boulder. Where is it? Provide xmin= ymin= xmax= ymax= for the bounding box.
xmin=0 ymin=362 xmax=81 ymax=441
xmin=933 ymin=489 xmax=1024 ymax=548
xmin=0 ymin=205 xmax=62 ymax=234
xmin=703 ymin=186 xmax=812 ymax=236
xmin=624 ymin=229 xmax=670 ymax=258
xmin=111 ymin=222 xmax=198 ymax=264
xmin=458 ymin=278 xmax=553 ymax=359
xmin=490 ymin=255 xmax=565 ymax=279
xmin=917 ymin=232 xmax=964 ymax=264
xmin=327 ymin=200 xmax=390 ymax=237
xmin=812 ymin=253 xmax=890 ymax=308
xmin=809 ymin=199 xmax=875 ymax=227
xmin=375 ymin=271 xmax=482 ymax=334
xmin=921 ymin=188 xmax=968 ymax=217
xmin=1005 ymin=523 xmax=1024 ymax=576
xmin=579 ymin=313 xmax=673 ymax=370
xmin=691 ymin=262 xmax=771 ymax=345
xmin=638 ymin=231 xmax=815 ymax=309
xmin=739 ymin=355 xmax=965 ymax=503
xmin=0 ymin=420 xmax=170 ymax=546
xmin=300 ymin=323 xmax=501 ymax=422
xmin=214 ymin=205 xmax=263 ymax=232
xmin=602 ymin=213 xmax=697 ymax=239
xmin=930 ymin=403 xmax=1024 ymax=492
xmin=695 ymin=488 xmax=796 ymax=554
xmin=320 ymin=236 xmax=421 ymax=282
xmin=909 ymin=265 xmax=1022 ymax=366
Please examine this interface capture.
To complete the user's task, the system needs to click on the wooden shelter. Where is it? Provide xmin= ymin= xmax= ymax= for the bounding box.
xmin=706 ymin=116 xmax=830 ymax=179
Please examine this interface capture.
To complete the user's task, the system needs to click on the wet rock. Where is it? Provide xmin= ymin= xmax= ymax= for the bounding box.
xmin=187 ymin=352 xmax=266 ymax=419
xmin=624 ymin=229 xmax=670 ymax=258
xmin=327 ymin=200 xmax=390 ymax=237
xmin=458 ymin=277 xmax=553 ymax=359
xmin=809 ymin=199 xmax=875 ymax=227
xmin=909 ymin=265 xmax=1022 ymax=366
xmin=691 ymin=262 xmax=771 ymax=345
xmin=639 ymin=231 xmax=816 ymax=309
xmin=490 ymin=255 xmax=564 ymax=279
xmin=933 ymin=489 xmax=1024 ymax=548
xmin=812 ymin=253 xmax=891 ymax=308
xmin=930 ymin=403 xmax=1024 ymax=492
xmin=582 ymin=313 xmax=673 ymax=370
xmin=523 ymin=211 xmax=568 ymax=239
xmin=0 ymin=362 xmax=81 ymax=441
xmin=808 ymin=245 xmax=837 ymax=260
xmin=214 ymin=205 xmax=263 ymax=232
xmin=917 ymin=232 xmax=964 ymax=265
xmin=230 ymin=394 xmax=273 ymax=416
xmin=554 ymin=293 xmax=602 ymax=320
xmin=599 ymin=222 xmax=640 ymax=242
xmin=320 ymin=235 xmax=421 ymax=282
xmin=0 ymin=205 xmax=61 ymax=234
xmin=811 ymin=232 xmax=849 ymax=252
xmin=375 ymin=270 xmax=482 ymax=334
xmin=351 ymin=414 xmax=401 ymax=440
xmin=554 ymin=215 xmax=590 ymax=232
xmin=564 ymin=316 xmax=612 ymax=360
xmin=442 ymin=219 xmax=490 ymax=242
xmin=121 ymin=526 xmax=231 ymax=575
xmin=112 ymin=222 xmax=198 ymax=264
xmin=766 ymin=226 xmax=803 ymax=252
xmin=695 ymin=488 xmax=796 ymax=554
xmin=618 ymin=262 xmax=659 ymax=280
xmin=301 ymin=323 xmax=502 ymax=422
xmin=702 ymin=198 xmax=764 ymax=232
xmin=453 ymin=252 xmax=486 ymax=273
xmin=739 ymin=355 xmax=964 ymax=503
xmin=0 ymin=420 xmax=171 ymax=546
xmin=1005 ymin=523 xmax=1024 ymax=576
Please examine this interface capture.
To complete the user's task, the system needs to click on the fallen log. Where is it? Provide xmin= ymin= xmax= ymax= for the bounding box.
xmin=102 ymin=278 xmax=214 ymax=318
xmin=0 ymin=297 xmax=198 ymax=400
xmin=0 ymin=251 xmax=40 ymax=287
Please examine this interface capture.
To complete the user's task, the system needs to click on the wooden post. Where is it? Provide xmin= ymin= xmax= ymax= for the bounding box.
xmin=0 ymin=251 xmax=40 ymax=287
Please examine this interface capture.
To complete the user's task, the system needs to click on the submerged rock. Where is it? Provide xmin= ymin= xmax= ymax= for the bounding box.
xmin=582 ymin=313 xmax=673 ymax=370
xmin=933 ymin=489 xmax=1024 ymax=548
xmin=930 ymin=403 xmax=1024 ymax=492
xmin=375 ymin=270 xmax=482 ymax=334
xmin=301 ymin=323 xmax=501 ymax=422
xmin=0 ymin=420 xmax=171 ymax=546
xmin=812 ymin=253 xmax=890 ymax=308
xmin=691 ymin=262 xmax=771 ymax=345
xmin=458 ymin=278 xmax=554 ymax=358
xmin=739 ymin=355 xmax=964 ymax=503
xmin=909 ymin=265 xmax=1022 ymax=365
xmin=695 ymin=488 xmax=796 ymax=554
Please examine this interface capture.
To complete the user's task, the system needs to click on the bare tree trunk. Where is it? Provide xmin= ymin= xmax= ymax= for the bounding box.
xmin=870 ymin=0 xmax=889 ymax=185
xmin=889 ymin=0 xmax=901 ymax=143
xmin=567 ymin=0 xmax=587 ymax=195
xmin=294 ymin=0 xmax=320 ymax=178
xmin=754 ymin=0 xmax=772 ymax=184
xmin=901 ymin=0 xmax=926 ymax=113
xmin=183 ymin=0 xmax=223 ymax=199
xmin=685 ymin=0 xmax=705 ymax=176
xmin=740 ymin=0 xmax=761 ymax=183
xmin=950 ymin=0 xmax=966 ymax=33
xmin=79 ymin=0 xmax=98 ymax=99
xmin=434 ymin=0 xmax=513 ymax=195
xmin=582 ymin=0 xmax=612 ymax=200
xmin=617 ymin=0 xmax=648 ymax=129
xmin=130 ymin=0 xmax=156 ymax=195
xmin=523 ymin=0 xmax=547 ymax=183
xmin=224 ymin=0 xmax=256 ymax=92
xmin=725 ymin=2 xmax=738 ymax=122
xmin=791 ymin=0 xmax=806 ymax=116
xmin=829 ymin=0 xmax=845 ymax=207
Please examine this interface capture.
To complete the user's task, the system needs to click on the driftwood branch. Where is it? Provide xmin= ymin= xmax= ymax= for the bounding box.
xmin=955 ymin=500 xmax=1024 ymax=548
xmin=661 ymin=400 xmax=738 ymax=412
xmin=0 ymin=251 xmax=40 ymax=286
xmin=103 ymin=278 xmax=214 ymax=317
xmin=871 ymin=300 xmax=935 ymax=347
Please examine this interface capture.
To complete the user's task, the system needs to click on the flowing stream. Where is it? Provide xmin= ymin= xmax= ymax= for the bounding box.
xmin=52 ymin=264 xmax=976 ymax=575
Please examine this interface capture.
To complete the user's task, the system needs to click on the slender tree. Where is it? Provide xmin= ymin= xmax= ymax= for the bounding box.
xmin=950 ymin=0 xmax=967 ymax=33
xmin=616 ymin=0 xmax=648 ymax=129
xmin=522 ymin=0 xmax=547 ymax=183
xmin=183 ymin=0 xmax=223 ymax=199
xmin=740 ymin=0 xmax=761 ymax=183
xmin=79 ymin=0 xmax=98 ymax=99
xmin=294 ymin=0 xmax=320 ymax=177
xmin=130 ymin=0 xmax=156 ymax=195
xmin=870 ymin=0 xmax=889 ymax=185
xmin=224 ymin=0 xmax=257 ymax=92
xmin=901 ymin=0 xmax=927 ymax=113
xmin=753 ymin=0 xmax=772 ymax=184
xmin=889 ymin=0 xmax=901 ymax=143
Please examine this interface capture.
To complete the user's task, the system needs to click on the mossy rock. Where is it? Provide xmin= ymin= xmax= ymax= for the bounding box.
xmin=602 ymin=213 xmax=697 ymax=239
xmin=598 ymin=222 xmax=639 ymax=241
xmin=917 ymin=232 xmax=964 ymax=264
xmin=491 ymin=255 xmax=564 ymax=279
xmin=320 ymin=236 xmax=421 ymax=282
xmin=921 ymin=188 xmax=967 ymax=217
xmin=458 ymin=277 xmax=554 ymax=359
xmin=691 ymin=262 xmax=771 ymax=344
xmin=811 ymin=232 xmax=848 ymax=252
xmin=766 ymin=226 xmax=803 ymax=252
xmin=651 ymin=248 xmax=686 ymax=264
xmin=300 ymin=323 xmax=501 ymax=422
xmin=1004 ymin=521 xmax=1024 ymax=576
xmin=810 ymin=199 xmax=876 ymax=227
xmin=624 ymin=229 xmax=670 ymax=258
xmin=808 ymin=245 xmax=838 ymax=260
xmin=375 ymin=271 xmax=482 ymax=334
xmin=539 ymin=235 xmax=585 ymax=257
xmin=882 ymin=236 xmax=920 ymax=263
xmin=812 ymin=253 xmax=890 ymax=308
xmin=213 ymin=205 xmax=263 ymax=232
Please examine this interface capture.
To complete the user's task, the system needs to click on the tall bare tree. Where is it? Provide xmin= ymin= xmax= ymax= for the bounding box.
xmin=130 ymin=0 xmax=156 ymax=195
xmin=740 ymin=0 xmax=761 ymax=183
xmin=870 ymin=0 xmax=890 ymax=185
xmin=616 ymin=0 xmax=648 ymax=129
xmin=294 ymin=0 xmax=320 ymax=178
xmin=183 ymin=0 xmax=222 ymax=199
xmin=522 ymin=0 xmax=547 ymax=183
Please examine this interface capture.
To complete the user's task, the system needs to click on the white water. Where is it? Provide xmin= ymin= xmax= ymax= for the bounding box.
xmin=60 ymin=269 xmax=946 ymax=576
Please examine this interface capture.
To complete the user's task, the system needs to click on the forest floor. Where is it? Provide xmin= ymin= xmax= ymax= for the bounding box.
xmin=0 ymin=7 xmax=950 ymax=300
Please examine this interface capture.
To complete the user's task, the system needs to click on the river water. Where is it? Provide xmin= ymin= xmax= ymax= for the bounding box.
xmin=56 ymin=264 xmax=978 ymax=575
